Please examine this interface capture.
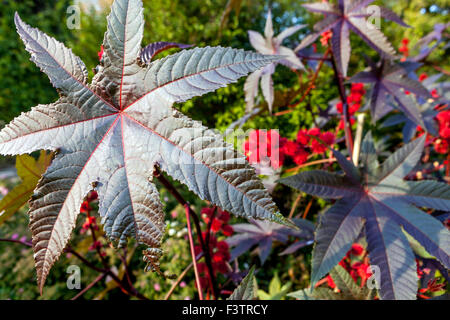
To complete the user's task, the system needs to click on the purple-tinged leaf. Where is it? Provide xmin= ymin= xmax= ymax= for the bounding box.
xmin=248 ymin=31 xmax=272 ymax=54
xmin=245 ymin=11 xmax=304 ymax=112
xmin=345 ymin=0 xmax=375 ymax=14
xmin=365 ymin=206 xmax=418 ymax=300
xmin=375 ymin=134 xmax=425 ymax=186
xmin=295 ymin=15 xmax=340 ymax=52
xmin=140 ymin=42 xmax=192 ymax=64
xmin=129 ymin=46 xmax=281 ymax=108
xmin=349 ymin=61 xmax=430 ymax=126
xmin=301 ymin=2 xmax=339 ymax=14
xmin=347 ymin=17 xmax=396 ymax=58
xmin=348 ymin=71 xmax=376 ymax=83
xmin=299 ymin=0 xmax=403 ymax=74
xmin=282 ymin=135 xmax=450 ymax=300
xmin=227 ymin=219 xmax=313 ymax=264
xmin=330 ymin=148 xmax=360 ymax=184
xmin=264 ymin=9 xmax=274 ymax=40
xmin=374 ymin=200 xmax=450 ymax=269
xmin=261 ymin=71 xmax=274 ymax=112
xmin=275 ymin=25 xmax=305 ymax=47
xmin=310 ymin=197 xmax=365 ymax=286
xmin=331 ymin=22 xmax=351 ymax=76
xmin=375 ymin=180 xmax=450 ymax=217
xmin=414 ymin=22 xmax=450 ymax=51
xmin=391 ymin=92 xmax=425 ymax=128
xmin=280 ymin=239 xmax=314 ymax=255
xmin=280 ymin=170 xmax=360 ymax=199
xmin=259 ymin=237 xmax=273 ymax=264
xmin=359 ymin=132 xmax=379 ymax=182
xmin=14 ymin=13 xmax=88 ymax=94
xmin=379 ymin=7 xmax=410 ymax=28
xmin=244 ymin=69 xmax=263 ymax=112
xmin=278 ymin=46 xmax=305 ymax=70
xmin=384 ymin=75 xmax=431 ymax=98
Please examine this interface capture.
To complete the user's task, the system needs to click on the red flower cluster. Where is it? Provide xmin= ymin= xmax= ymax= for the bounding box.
xmin=201 ymin=207 xmax=233 ymax=236
xmin=417 ymin=278 xmax=446 ymax=299
xmin=194 ymin=206 xmax=234 ymax=291
xmin=323 ymin=243 xmax=373 ymax=290
xmin=415 ymin=258 xmax=446 ymax=299
xmin=98 ymin=45 xmax=104 ymax=61
xmin=336 ymin=83 xmax=365 ymax=130
xmin=320 ymin=30 xmax=332 ymax=47
xmin=399 ymin=38 xmax=409 ymax=61
xmin=336 ymin=84 xmax=365 ymax=114
xmin=243 ymin=128 xmax=336 ymax=169
xmin=434 ymin=110 xmax=450 ymax=154
xmin=195 ymin=233 xmax=231 ymax=289
xmin=244 ymin=130 xmax=283 ymax=169
xmin=281 ymin=128 xmax=336 ymax=166
xmin=80 ymin=191 xmax=99 ymax=233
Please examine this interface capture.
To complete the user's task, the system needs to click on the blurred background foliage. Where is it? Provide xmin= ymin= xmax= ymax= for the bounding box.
xmin=0 ymin=0 xmax=448 ymax=300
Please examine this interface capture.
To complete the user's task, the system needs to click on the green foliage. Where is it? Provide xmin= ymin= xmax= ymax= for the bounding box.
xmin=0 ymin=0 xmax=74 ymax=123
xmin=257 ymin=272 xmax=291 ymax=300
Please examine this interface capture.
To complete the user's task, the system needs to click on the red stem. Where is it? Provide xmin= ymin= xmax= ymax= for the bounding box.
xmin=71 ymin=273 xmax=106 ymax=300
xmin=184 ymin=204 xmax=204 ymax=300
xmin=154 ymin=167 xmax=219 ymax=299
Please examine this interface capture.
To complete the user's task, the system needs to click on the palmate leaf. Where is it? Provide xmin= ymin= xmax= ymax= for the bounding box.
xmin=0 ymin=0 xmax=289 ymax=292
xmin=227 ymin=218 xmax=314 ymax=264
xmin=412 ymin=22 xmax=450 ymax=62
xmin=228 ymin=266 xmax=256 ymax=300
xmin=0 ymin=151 xmax=53 ymax=225
xmin=296 ymin=0 xmax=406 ymax=76
xmin=349 ymin=60 xmax=433 ymax=126
xmin=280 ymin=133 xmax=450 ymax=300
xmin=245 ymin=10 xmax=305 ymax=112
xmin=381 ymin=75 xmax=444 ymax=142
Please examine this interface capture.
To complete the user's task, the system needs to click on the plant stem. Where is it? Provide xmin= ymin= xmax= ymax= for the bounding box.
xmin=330 ymin=49 xmax=354 ymax=155
xmin=0 ymin=238 xmax=32 ymax=246
xmin=296 ymin=53 xmax=332 ymax=61
xmin=164 ymin=252 xmax=203 ymax=300
xmin=288 ymin=194 xmax=302 ymax=219
xmin=352 ymin=113 xmax=365 ymax=166
xmin=66 ymin=245 xmax=107 ymax=273
xmin=154 ymin=167 xmax=219 ymax=299
xmin=71 ymin=273 xmax=106 ymax=300
xmin=184 ymin=204 xmax=204 ymax=300
xmin=0 ymin=236 xmax=148 ymax=300
xmin=86 ymin=211 xmax=108 ymax=269
xmin=302 ymin=199 xmax=313 ymax=220
xmin=446 ymin=153 xmax=450 ymax=179
xmin=285 ymin=158 xmax=337 ymax=173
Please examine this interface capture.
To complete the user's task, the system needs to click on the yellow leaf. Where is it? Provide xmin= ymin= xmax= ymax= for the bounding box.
xmin=0 ymin=151 xmax=52 ymax=225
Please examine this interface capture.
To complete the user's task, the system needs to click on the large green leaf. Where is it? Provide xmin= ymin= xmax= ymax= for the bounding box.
xmin=0 ymin=0 xmax=287 ymax=292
